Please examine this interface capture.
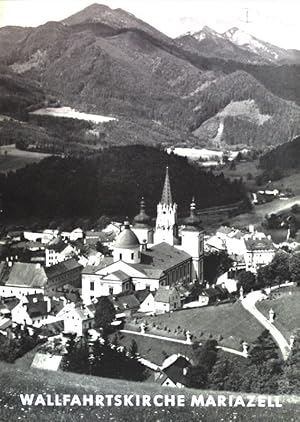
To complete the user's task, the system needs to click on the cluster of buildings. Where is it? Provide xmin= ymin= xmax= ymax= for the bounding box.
xmin=0 ymin=167 xmax=288 ymax=342
xmin=0 ymin=168 xmax=206 ymax=337
xmin=205 ymin=225 xmax=276 ymax=274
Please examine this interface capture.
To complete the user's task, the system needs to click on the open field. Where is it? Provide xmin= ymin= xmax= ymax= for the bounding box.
xmin=0 ymin=145 xmax=51 ymax=173
xmin=0 ymin=361 xmax=299 ymax=422
xmin=272 ymin=172 xmax=300 ymax=196
xmin=217 ymin=160 xmax=261 ymax=188
xmin=256 ymin=287 xmax=300 ymax=342
xmin=134 ymin=302 xmax=264 ymax=350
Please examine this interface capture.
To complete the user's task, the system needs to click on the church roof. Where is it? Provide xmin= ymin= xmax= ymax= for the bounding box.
xmin=160 ymin=166 xmax=173 ymax=205
xmin=114 ymin=220 xmax=140 ymax=249
xmin=131 ymin=242 xmax=191 ymax=278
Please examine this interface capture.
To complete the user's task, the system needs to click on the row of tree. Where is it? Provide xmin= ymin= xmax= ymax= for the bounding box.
xmin=62 ymin=334 xmax=148 ymax=382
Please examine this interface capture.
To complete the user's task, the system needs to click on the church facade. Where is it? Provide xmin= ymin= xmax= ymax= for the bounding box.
xmin=82 ymin=168 xmax=204 ymax=305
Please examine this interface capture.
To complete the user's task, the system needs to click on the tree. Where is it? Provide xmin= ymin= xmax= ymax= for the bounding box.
xmin=129 ymin=339 xmax=139 ymax=358
xmin=289 ymin=254 xmax=300 ymax=284
xmin=94 ymin=296 xmax=116 ymax=329
xmin=186 ymin=364 xmax=208 ymax=388
xmin=257 ymin=252 xmax=291 ymax=288
xmin=291 ymin=204 xmax=300 ymax=214
xmin=208 ymin=353 xmax=248 ymax=392
xmin=229 ymin=160 xmax=236 ymax=170
xmin=279 ymin=329 xmax=300 ymax=394
xmin=249 ymin=330 xmax=280 ymax=365
xmin=204 ymin=251 xmax=233 ymax=284
xmin=237 ymin=271 xmax=256 ymax=293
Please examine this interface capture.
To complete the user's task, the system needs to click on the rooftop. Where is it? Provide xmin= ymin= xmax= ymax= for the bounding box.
xmin=155 ymin=286 xmax=179 ymax=303
xmin=4 ymin=262 xmax=48 ymax=288
xmin=141 ymin=242 xmax=190 ymax=270
xmin=244 ymin=238 xmax=275 ymax=252
xmin=45 ymin=258 xmax=82 ymax=279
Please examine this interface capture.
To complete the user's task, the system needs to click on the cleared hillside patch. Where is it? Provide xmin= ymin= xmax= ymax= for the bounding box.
xmin=0 ymin=145 xmax=51 ymax=173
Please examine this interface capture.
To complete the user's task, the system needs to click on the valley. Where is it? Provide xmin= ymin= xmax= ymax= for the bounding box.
xmin=0 ymin=3 xmax=299 ymax=420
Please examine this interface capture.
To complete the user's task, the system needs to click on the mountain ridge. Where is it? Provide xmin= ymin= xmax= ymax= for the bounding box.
xmin=1 ymin=4 xmax=300 ymax=149
xmin=178 ymin=25 xmax=300 ymax=65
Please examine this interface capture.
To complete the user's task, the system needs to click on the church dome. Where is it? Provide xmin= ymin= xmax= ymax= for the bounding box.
xmin=114 ymin=219 xmax=140 ymax=249
xmin=183 ymin=198 xmax=202 ymax=231
xmin=133 ymin=197 xmax=151 ymax=228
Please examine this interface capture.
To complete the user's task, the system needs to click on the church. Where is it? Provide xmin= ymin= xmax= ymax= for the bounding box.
xmin=82 ymin=167 xmax=204 ymax=305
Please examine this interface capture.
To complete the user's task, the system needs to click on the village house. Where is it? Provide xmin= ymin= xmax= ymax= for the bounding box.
xmin=63 ymin=303 xmax=95 ymax=336
xmin=152 ymin=355 xmax=191 ymax=388
xmin=61 ymin=228 xmax=84 ymax=242
xmin=154 ymin=286 xmax=181 ymax=314
xmin=45 ymin=238 xmax=79 ymax=267
xmin=244 ymin=237 xmax=276 ymax=273
xmin=0 ymin=258 xmax=82 ymax=298
xmin=11 ymin=293 xmax=52 ymax=327
xmin=108 ymin=289 xmax=156 ymax=318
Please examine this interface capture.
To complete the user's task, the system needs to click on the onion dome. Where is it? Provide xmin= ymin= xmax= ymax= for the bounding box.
xmin=183 ymin=197 xmax=202 ymax=230
xmin=114 ymin=219 xmax=140 ymax=249
xmin=133 ymin=197 xmax=151 ymax=228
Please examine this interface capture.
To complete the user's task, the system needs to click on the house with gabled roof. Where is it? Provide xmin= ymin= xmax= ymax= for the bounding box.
xmin=154 ymin=286 xmax=181 ymax=313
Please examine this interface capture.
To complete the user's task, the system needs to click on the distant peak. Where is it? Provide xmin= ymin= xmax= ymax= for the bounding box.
xmin=191 ymin=25 xmax=223 ymax=41
xmin=202 ymin=25 xmax=218 ymax=33
xmin=226 ymin=27 xmax=240 ymax=34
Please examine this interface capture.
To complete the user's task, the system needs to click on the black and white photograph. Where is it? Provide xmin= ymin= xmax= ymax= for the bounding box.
xmin=0 ymin=0 xmax=299 ymax=420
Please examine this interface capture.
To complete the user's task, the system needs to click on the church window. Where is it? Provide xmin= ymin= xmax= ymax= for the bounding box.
xmin=131 ymin=253 xmax=134 ymax=260
xmin=90 ymin=281 xmax=94 ymax=291
xmin=109 ymin=287 xmax=113 ymax=295
xmin=119 ymin=253 xmax=122 ymax=260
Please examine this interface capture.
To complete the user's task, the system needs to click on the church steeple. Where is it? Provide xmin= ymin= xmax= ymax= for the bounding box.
xmin=161 ymin=166 xmax=173 ymax=205
xmin=154 ymin=166 xmax=178 ymax=246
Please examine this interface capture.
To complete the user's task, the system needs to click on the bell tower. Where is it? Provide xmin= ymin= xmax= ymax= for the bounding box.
xmin=154 ymin=167 xmax=178 ymax=246
xmin=180 ymin=197 xmax=204 ymax=282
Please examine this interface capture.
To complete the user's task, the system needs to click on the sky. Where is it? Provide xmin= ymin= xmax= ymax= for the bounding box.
xmin=0 ymin=0 xmax=299 ymax=49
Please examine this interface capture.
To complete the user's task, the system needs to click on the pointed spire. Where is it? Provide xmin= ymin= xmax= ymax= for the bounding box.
xmin=161 ymin=166 xmax=173 ymax=205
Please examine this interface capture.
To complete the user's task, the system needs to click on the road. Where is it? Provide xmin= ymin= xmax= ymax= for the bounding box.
xmin=254 ymin=196 xmax=300 ymax=218
xmin=241 ymin=291 xmax=291 ymax=360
